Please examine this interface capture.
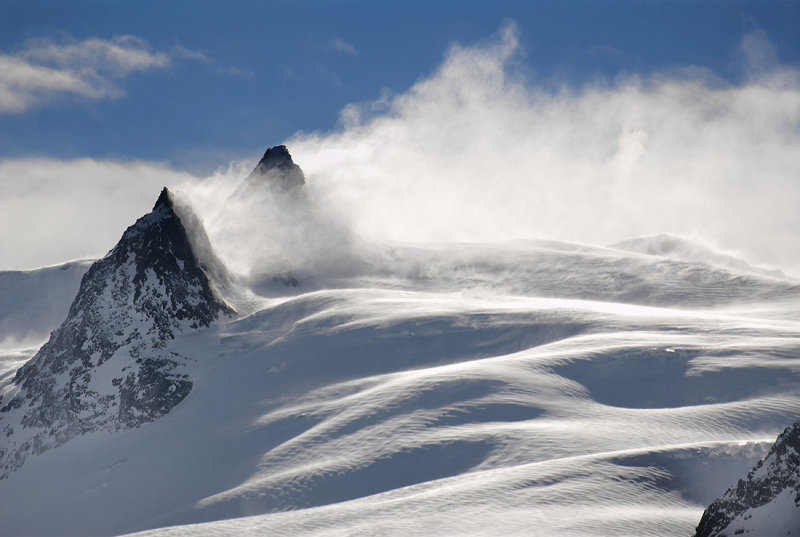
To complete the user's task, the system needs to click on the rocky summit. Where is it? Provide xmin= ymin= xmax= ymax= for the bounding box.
xmin=241 ymin=144 xmax=306 ymax=192
xmin=694 ymin=420 xmax=800 ymax=536
xmin=0 ymin=187 xmax=232 ymax=478
xmin=216 ymin=145 xmax=312 ymax=287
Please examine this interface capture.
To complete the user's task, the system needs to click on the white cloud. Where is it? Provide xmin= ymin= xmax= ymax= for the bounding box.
xmin=170 ymin=43 xmax=253 ymax=77
xmin=0 ymin=55 xmax=101 ymax=112
xmin=736 ymin=27 xmax=779 ymax=78
xmin=4 ymin=24 xmax=799 ymax=276
xmin=0 ymin=35 xmax=170 ymax=113
xmin=332 ymin=38 xmax=358 ymax=56
xmin=19 ymin=35 xmax=169 ymax=73
xmin=170 ymin=43 xmax=211 ymax=63
xmin=0 ymin=158 xmax=195 ymax=269
xmin=286 ymin=22 xmax=800 ymax=272
xmin=221 ymin=66 xmax=254 ymax=78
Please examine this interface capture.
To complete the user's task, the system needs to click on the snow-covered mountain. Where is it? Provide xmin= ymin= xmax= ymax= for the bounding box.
xmin=0 ymin=188 xmax=232 ymax=478
xmin=695 ymin=420 xmax=800 ymax=536
xmin=1 ymin=148 xmax=799 ymax=536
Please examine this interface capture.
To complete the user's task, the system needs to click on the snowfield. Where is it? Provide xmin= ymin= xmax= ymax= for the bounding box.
xmin=0 ymin=261 xmax=91 ymax=390
xmin=0 ymin=260 xmax=90 ymax=349
xmin=1 ymin=239 xmax=799 ymax=536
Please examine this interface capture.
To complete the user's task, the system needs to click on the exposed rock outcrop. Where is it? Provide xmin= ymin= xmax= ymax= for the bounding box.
xmin=695 ymin=420 xmax=800 ymax=536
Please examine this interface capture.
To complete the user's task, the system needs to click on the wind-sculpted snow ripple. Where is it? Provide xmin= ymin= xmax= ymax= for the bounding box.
xmin=1 ymin=241 xmax=799 ymax=536
xmin=107 ymin=284 xmax=800 ymax=537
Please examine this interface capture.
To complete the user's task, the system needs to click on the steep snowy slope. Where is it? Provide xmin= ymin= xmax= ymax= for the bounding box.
xmin=0 ymin=188 xmax=232 ymax=478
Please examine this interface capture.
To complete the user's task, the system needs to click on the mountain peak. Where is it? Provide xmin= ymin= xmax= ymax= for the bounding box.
xmin=258 ymin=145 xmax=293 ymax=170
xmin=153 ymin=186 xmax=174 ymax=211
xmin=0 ymin=188 xmax=233 ymax=478
xmin=244 ymin=144 xmax=305 ymax=188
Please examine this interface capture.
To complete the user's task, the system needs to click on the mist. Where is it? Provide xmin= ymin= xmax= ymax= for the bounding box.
xmin=203 ymin=172 xmax=359 ymax=287
xmin=280 ymin=23 xmax=800 ymax=274
xmin=0 ymin=158 xmax=194 ymax=270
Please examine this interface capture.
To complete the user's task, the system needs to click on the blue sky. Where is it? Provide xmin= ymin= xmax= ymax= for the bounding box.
xmin=2 ymin=1 xmax=798 ymax=171
xmin=1 ymin=1 xmax=799 ymax=271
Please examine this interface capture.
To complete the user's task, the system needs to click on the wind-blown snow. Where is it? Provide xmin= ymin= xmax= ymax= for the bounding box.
xmin=0 ymin=240 xmax=798 ymax=536
xmin=610 ymin=234 xmax=787 ymax=279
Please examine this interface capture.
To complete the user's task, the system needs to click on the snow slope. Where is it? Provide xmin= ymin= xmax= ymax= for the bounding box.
xmin=1 ymin=147 xmax=798 ymax=535
xmin=0 ymin=260 xmax=91 ymax=348
xmin=1 ymin=238 xmax=799 ymax=536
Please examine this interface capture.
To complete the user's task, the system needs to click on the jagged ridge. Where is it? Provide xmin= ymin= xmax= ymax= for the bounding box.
xmin=694 ymin=420 xmax=800 ymax=536
xmin=0 ymin=188 xmax=232 ymax=478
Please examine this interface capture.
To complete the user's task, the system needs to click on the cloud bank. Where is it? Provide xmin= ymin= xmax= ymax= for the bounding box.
xmin=0 ymin=35 xmax=172 ymax=113
xmin=287 ymin=23 xmax=800 ymax=272
xmin=3 ymin=23 xmax=799 ymax=277
xmin=0 ymin=158 xmax=194 ymax=269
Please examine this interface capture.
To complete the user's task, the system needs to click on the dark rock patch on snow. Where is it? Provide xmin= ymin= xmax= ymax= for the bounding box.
xmin=694 ymin=420 xmax=800 ymax=537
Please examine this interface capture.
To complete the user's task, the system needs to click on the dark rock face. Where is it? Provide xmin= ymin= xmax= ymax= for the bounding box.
xmin=0 ymin=188 xmax=231 ymax=478
xmin=241 ymin=144 xmax=305 ymax=192
xmin=694 ymin=420 xmax=800 ymax=537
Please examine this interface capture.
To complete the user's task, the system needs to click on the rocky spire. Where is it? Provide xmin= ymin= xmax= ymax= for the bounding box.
xmin=154 ymin=185 xmax=173 ymax=210
xmin=216 ymin=144 xmax=311 ymax=289
xmin=244 ymin=144 xmax=305 ymax=189
xmin=0 ymin=187 xmax=232 ymax=478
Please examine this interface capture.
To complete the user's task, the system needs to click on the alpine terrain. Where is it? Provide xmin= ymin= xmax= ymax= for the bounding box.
xmin=0 ymin=146 xmax=798 ymax=536
xmin=0 ymin=188 xmax=232 ymax=478
xmin=695 ymin=420 xmax=800 ymax=536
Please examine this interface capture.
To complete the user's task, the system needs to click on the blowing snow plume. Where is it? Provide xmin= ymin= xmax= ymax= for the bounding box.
xmin=206 ymin=145 xmax=358 ymax=291
xmin=284 ymin=22 xmax=800 ymax=275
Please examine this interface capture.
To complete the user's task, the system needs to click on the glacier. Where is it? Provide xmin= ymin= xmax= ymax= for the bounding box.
xmin=0 ymin=147 xmax=798 ymax=536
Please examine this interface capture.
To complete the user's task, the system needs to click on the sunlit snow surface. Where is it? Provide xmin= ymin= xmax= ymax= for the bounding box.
xmin=1 ymin=240 xmax=799 ymax=536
